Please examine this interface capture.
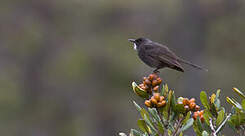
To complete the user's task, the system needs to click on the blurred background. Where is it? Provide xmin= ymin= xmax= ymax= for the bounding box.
xmin=1 ymin=0 xmax=245 ymax=135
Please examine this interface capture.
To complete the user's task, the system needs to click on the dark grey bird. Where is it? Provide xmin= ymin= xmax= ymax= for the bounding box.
xmin=128 ymin=37 xmax=207 ymax=73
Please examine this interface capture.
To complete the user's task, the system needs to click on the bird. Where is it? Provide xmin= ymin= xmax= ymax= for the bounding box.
xmin=128 ymin=37 xmax=207 ymax=73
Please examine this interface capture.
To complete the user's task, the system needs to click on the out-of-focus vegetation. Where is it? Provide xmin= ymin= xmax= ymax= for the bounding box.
xmin=0 ymin=0 xmax=245 ymax=136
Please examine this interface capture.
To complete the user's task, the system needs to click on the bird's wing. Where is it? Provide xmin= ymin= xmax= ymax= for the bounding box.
xmin=144 ymin=42 xmax=184 ymax=69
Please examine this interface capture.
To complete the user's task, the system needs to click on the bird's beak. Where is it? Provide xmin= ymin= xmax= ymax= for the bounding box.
xmin=128 ymin=39 xmax=135 ymax=43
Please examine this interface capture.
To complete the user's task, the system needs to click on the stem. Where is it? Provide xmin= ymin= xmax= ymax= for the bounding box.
xmin=157 ymin=108 xmax=165 ymax=136
xmin=172 ymin=117 xmax=184 ymax=136
xmin=214 ymin=113 xmax=231 ymax=134
xmin=209 ymin=118 xmax=216 ymax=135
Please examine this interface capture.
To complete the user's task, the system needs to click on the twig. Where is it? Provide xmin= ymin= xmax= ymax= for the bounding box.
xmin=214 ymin=113 xmax=231 ymax=134
xmin=209 ymin=118 xmax=216 ymax=135
xmin=172 ymin=117 xmax=184 ymax=136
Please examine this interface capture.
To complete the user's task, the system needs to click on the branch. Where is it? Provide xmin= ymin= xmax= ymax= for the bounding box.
xmin=215 ymin=113 xmax=231 ymax=134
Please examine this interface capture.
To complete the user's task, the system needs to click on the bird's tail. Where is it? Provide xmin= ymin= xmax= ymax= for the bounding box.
xmin=178 ymin=59 xmax=208 ymax=71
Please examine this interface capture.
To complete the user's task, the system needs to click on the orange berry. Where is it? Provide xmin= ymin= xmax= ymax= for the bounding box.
xmin=199 ymin=110 xmax=204 ymax=115
xmin=143 ymin=79 xmax=151 ymax=86
xmin=154 ymin=93 xmax=160 ymax=101
xmin=145 ymin=100 xmax=152 ymax=107
xmin=148 ymin=74 xmax=155 ymax=81
xmin=160 ymin=96 xmax=165 ymax=102
xmin=153 ymin=85 xmax=159 ymax=92
xmin=152 ymin=80 xmax=159 ymax=87
xmin=195 ymin=105 xmax=200 ymax=111
xmin=150 ymin=98 xmax=158 ymax=105
xmin=193 ymin=112 xmax=198 ymax=120
xmin=190 ymin=98 xmax=196 ymax=103
xmin=157 ymin=100 xmax=166 ymax=108
xmin=200 ymin=115 xmax=204 ymax=123
xmin=156 ymin=77 xmax=162 ymax=84
xmin=182 ymin=98 xmax=189 ymax=106
xmin=144 ymin=84 xmax=149 ymax=90
xmin=189 ymin=102 xmax=196 ymax=110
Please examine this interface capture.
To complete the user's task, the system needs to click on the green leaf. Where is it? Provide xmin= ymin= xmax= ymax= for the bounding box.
xmin=140 ymin=109 xmax=152 ymax=125
xmin=216 ymin=109 xmax=225 ymax=126
xmin=210 ymin=93 xmax=216 ymax=104
xmin=143 ymin=114 xmax=157 ymax=133
xmin=210 ymin=103 xmax=218 ymax=117
xmin=214 ymin=99 xmax=221 ymax=111
xmin=242 ymin=99 xmax=245 ymax=111
xmin=226 ymin=97 xmax=243 ymax=110
xmin=164 ymin=84 xmax=169 ymax=97
xmin=157 ymin=121 xmax=164 ymax=134
xmin=133 ymin=101 xmax=142 ymax=112
xmin=179 ymin=132 xmax=183 ymax=136
xmin=161 ymin=84 xmax=165 ymax=96
xmin=167 ymin=90 xmax=173 ymax=109
xmin=148 ymin=108 xmax=163 ymax=123
xmin=181 ymin=118 xmax=194 ymax=132
xmin=201 ymin=131 xmax=209 ymax=136
xmin=132 ymin=82 xmax=149 ymax=98
xmin=233 ymin=87 xmax=245 ymax=99
xmin=193 ymin=121 xmax=202 ymax=136
xmin=216 ymin=89 xmax=221 ymax=99
xmin=203 ymin=110 xmax=210 ymax=125
xmin=130 ymin=129 xmax=142 ymax=136
xmin=182 ymin=111 xmax=191 ymax=125
xmin=173 ymin=104 xmax=185 ymax=113
xmin=137 ymin=119 xmax=148 ymax=133
xmin=200 ymin=91 xmax=209 ymax=110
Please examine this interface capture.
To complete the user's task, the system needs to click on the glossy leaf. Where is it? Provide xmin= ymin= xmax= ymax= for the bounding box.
xmin=181 ymin=118 xmax=194 ymax=132
xmin=233 ymin=87 xmax=245 ymax=99
xmin=210 ymin=94 xmax=216 ymax=104
xmin=157 ymin=121 xmax=164 ymax=134
xmin=226 ymin=97 xmax=243 ymax=110
xmin=133 ymin=101 xmax=142 ymax=112
xmin=137 ymin=119 xmax=148 ymax=133
xmin=203 ymin=110 xmax=210 ymax=125
xmin=143 ymin=114 xmax=157 ymax=133
xmin=193 ymin=121 xmax=202 ymax=136
xmin=242 ymin=99 xmax=245 ymax=111
xmin=200 ymin=91 xmax=209 ymax=109
xmin=132 ymin=82 xmax=149 ymax=98
xmin=214 ymin=99 xmax=221 ymax=111
xmin=148 ymin=108 xmax=163 ymax=123
xmin=161 ymin=84 xmax=165 ymax=96
xmin=182 ymin=111 xmax=191 ymax=125
xmin=216 ymin=109 xmax=225 ymax=126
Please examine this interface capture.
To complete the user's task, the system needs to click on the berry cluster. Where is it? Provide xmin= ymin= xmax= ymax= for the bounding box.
xmin=145 ymin=93 xmax=166 ymax=108
xmin=193 ymin=110 xmax=204 ymax=123
xmin=179 ymin=98 xmax=200 ymax=112
xmin=139 ymin=73 xmax=162 ymax=94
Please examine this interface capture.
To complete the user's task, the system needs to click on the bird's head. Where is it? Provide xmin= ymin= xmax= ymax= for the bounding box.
xmin=128 ymin=37 xmax=151 ymax=50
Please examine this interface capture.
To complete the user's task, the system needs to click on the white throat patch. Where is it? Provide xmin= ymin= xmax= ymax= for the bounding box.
xmin=133 ymin=43 xmax=137 ymax=50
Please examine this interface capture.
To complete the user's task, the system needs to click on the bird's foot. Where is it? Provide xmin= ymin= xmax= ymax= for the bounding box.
xmin=153 ymin=69 xmax=160 ymax=74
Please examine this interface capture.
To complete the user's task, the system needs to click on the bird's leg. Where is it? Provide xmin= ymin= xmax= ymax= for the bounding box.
xmin=153 ymin=68 xmax=160 ymax=74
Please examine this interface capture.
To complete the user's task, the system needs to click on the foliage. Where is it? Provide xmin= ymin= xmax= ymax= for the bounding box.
xmin=120 ymin=73 xmax=244 ymax=136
